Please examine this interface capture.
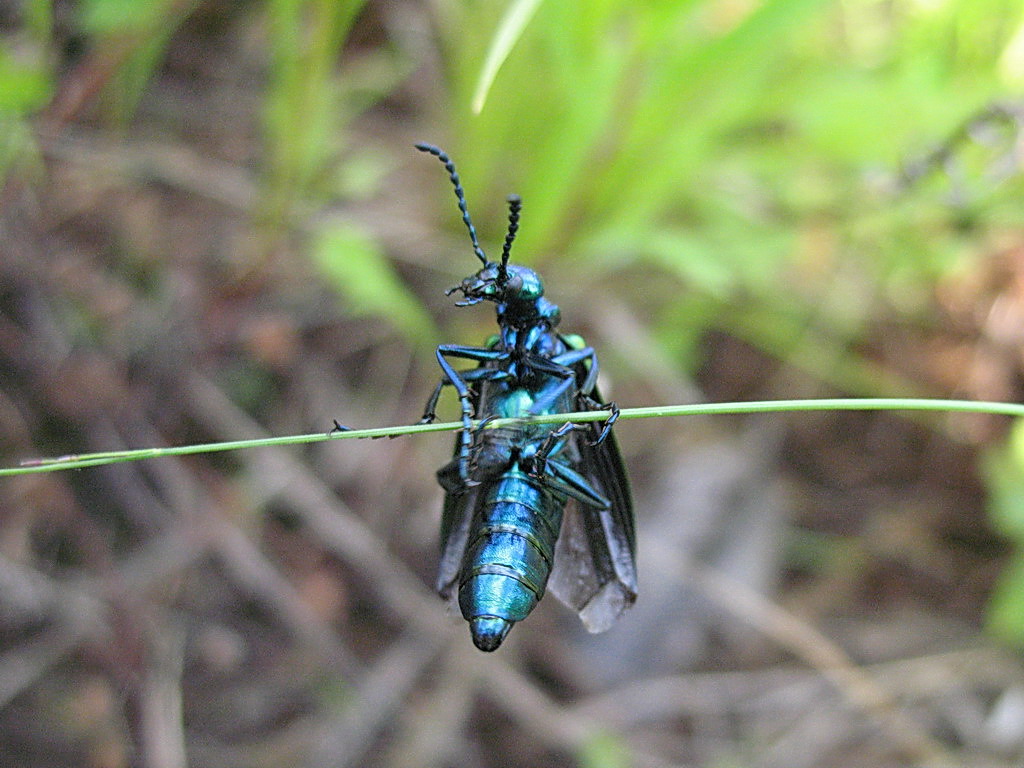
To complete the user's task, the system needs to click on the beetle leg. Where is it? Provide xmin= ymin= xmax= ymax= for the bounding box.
xmin=467 ymin=415 xmax=501 ymax=478
xmin=551 ymin=346 xmax=599 ymax=396
xmin=577 ymin=394 xmax=620 ymax=446
xmin=543 ymin=456 xmax=611 ymax=509
xmin=417 ymin=344 xmax=510 ymax=482
xmin=418 ymin=345 xmax=506 ymax=423
xmin=522 ymin=356 xmax=577 ymax=416
xmin=328 ymin=420 xmax=352 ymax=435
xmin=526 ymin=420 xmax=582 ymax=478
xmin=431 ymin=346 xmax=508 ymax=483
xmin=417 ymin=379 xmax=447 ymax=424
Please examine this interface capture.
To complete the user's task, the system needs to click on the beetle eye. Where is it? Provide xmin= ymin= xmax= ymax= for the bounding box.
xmin=504 ymin=273 xmax=523 ymax=296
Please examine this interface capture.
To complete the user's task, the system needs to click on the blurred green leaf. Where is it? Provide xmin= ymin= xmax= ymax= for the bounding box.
xmin=25 ymin=0 xmax=53 ymax=44
xmin=471 ymin=0 xmax=543 ymax=114
xmin=987 ymin=553 xmax=1024 ymax=646
xmin=79 ymin=0 xmax=166 ymax=34
xmin=984 ymin=420 xmax=1024 ymax=541
xmin=578 ymin=730 xmax=629 ymax=768
xmin=982 ymin=420 xmax=1024 ymax=646
xmin=310 ymin=221 xmax=436 ymax=346
xmin=0 ymin=50 xmax=52 ymax=113
xmin=0 ymin=112 xmax=42 ymax=183
xmin=260 ymin=0 xmax=369 ymax=232
xmin=74 ymin=0 xmax=200 ymax=125
xmin=427 ymin=0 xmax=1024 ymax=394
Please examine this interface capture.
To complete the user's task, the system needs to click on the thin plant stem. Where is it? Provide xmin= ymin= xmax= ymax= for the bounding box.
xmin=2 ymin=397 xmax=1021 ymax=476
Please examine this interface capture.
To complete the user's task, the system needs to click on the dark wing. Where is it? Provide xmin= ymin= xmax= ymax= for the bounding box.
xmin=548 ymin=386 xmax=637 ymax=632
xmin=435 ymin=449 xmax=479 ymax=603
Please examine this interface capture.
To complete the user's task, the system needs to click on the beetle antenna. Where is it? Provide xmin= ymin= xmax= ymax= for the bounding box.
xmin=415 ymin=143 xmax=489 ymax=267
xmin=499 ymin=195 xmax=521 ymax=282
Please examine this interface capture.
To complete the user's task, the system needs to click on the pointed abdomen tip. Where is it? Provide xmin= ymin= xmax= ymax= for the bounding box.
xmin=470 ymin=616 xmax=513 ymax=652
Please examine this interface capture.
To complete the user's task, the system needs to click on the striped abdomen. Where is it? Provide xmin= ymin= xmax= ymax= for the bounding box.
xmin=458 ymin=469 xmax=566 ymax=651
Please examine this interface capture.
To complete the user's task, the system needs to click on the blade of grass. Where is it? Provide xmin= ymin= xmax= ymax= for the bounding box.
xmin=3 ymin=398 xmax=1022 ymax=476
xmin=471 ymin=0 xmax=544 ymax=115
xmin=260 ymin=0 xmax=367 ymax=231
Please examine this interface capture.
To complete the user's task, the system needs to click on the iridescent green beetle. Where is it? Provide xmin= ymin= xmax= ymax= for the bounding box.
xmin=415 ymin=144 xmax=636 ymax=651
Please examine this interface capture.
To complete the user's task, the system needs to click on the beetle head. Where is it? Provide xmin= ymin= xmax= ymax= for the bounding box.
xmin=417 ymin=144 xmax=549 ymax=323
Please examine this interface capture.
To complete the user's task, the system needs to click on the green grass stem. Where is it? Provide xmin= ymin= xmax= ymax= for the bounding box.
xmin=2 ymin=397 xmax=1020 ymax=476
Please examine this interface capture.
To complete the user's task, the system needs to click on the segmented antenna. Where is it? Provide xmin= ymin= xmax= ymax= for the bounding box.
xmin=499 ymin=194 xmax=521 ymax=282
xmin=415 ymin=143 xmax=489 ymax=267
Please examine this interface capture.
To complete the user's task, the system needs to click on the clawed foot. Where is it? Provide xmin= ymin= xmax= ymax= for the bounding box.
xmin=328 ymin=419 xmax=352 ymax=436
xmin=588 ymin=401 xmax=620 ymax=446
xmin=526 ymin=455 xmax=547 ymax=480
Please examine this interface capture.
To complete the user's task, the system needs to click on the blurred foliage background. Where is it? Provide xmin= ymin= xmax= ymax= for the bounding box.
xmin=4 ymin=0 xmax=1024 ymax=766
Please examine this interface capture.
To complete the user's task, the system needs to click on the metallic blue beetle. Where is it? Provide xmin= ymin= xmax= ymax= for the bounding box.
xmin=416 ymin=143 xmax=636 ymax=651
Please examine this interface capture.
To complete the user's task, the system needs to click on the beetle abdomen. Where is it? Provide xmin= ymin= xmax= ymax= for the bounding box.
xmin=458 ymin=470 xmax=565 ymax=651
